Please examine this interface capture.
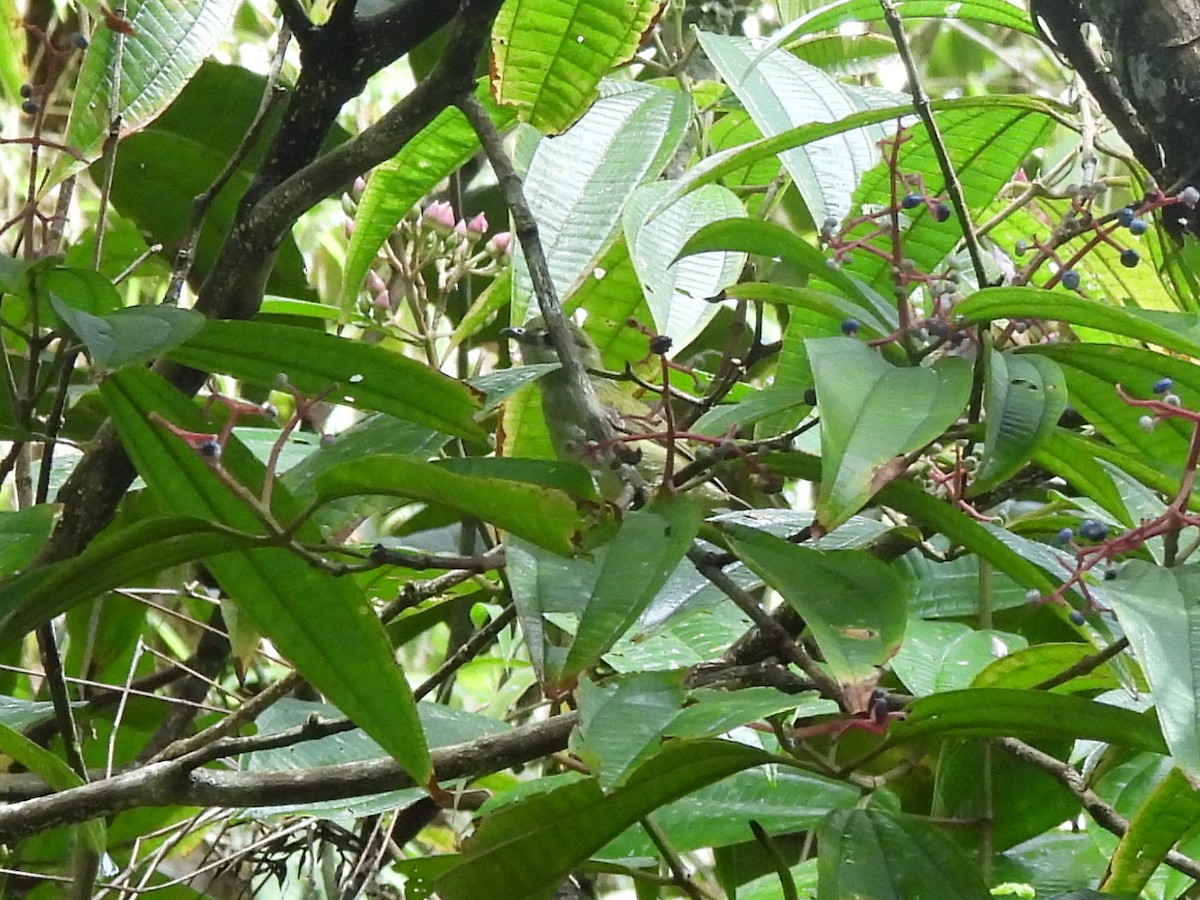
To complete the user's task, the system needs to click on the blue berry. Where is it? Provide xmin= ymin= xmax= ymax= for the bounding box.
xmin=1153 ymin=376 xmax=1173 ymax=394
xmin=1078 ymin=519 xmax=1108 ymax=541
xmin=841 ymin=318 xmax=859 ymax=336
xmin=1061 ymin=269 xmax=1081 ymax=290
xmin=1129 ymin=218 xmax=1148 ymax=236
xmin=1068 ymin=609 xmax=1086 ymax=626
xmin=900 ymin=193 xmax=922 ymax=209
xmin=1116 ymin=207 xmax=1135 ymax=227
xmin=1014 ymin=239 xmax=1029 ymax=256
xmin=1120 ymin=248 xmax=1139 ymax=268
xmin=1054 ymin=527 xmax=1074 ymax=545
xmin=932 ymin=202 xmax=951 ymax=223
xmin=71 ymin=32 xmax=89 ymax=50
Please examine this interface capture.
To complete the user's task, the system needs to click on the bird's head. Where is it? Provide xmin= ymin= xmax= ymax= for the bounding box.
xmin=500 ymin=315 xmax=603 ymax=370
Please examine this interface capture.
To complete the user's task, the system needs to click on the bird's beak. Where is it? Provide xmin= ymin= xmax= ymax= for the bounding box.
xmin=499 ymin=325 xmax=535 ymax=344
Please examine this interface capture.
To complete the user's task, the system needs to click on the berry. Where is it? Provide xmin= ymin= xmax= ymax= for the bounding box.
xmin=1078 ymin=519 xmax=1108 ymax=541
xmin=1061 ymin=269 xmax=1081 ymax=290
xmin=803 ymin=387 xmax=817 ymax=407
xmin=1138 ymin=414 xmax=1156 ymax=433
xmin=840 ymin=318 xmax=859 ymax=336
xmin=932 ymin=202 xmax=951 ymax=223
xmin=19 ymin=83 xmax=32 ymax=98
xmin=1181 ymin=186 xmax=1200 ymax=208
xmin=1116 ymin=207 xmax=1135 ymax=227
xmin=900 ymin=193 xmax=922 ymax=209
xmin=1024 ymin=589 xmax=1042 ymax=604
xmin=1054 ymin=527 xmax=1075 ymax=545
xmin=1153 ymin=376 xmax=1173 ymax=394
xmin=1129 ymin=218 xmax=1148 ymax=236
xmin=71 ymin=32 xmax=89 ymax=50
xmin=1164 ymin=393 xmax=1182 ymax=407
xmin=1068 ymin=609 xmax=1086 ymax=626
xmin=21 ymin=99 xmax=38 ymax=116
xmin=197 ymin=439 xmax=221 ymax=459
xmin=648 ymin=334 xmax=673 ymax=355
xmin=1014 ymin=239 xmax=1028 ymax=256
xmin=1120 ymin=248 xmax=1139 ymax=268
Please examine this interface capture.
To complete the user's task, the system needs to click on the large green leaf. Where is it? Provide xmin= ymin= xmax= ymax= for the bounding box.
xmin=491 ymin=0 xmax=663 ymax=132
xmin=958 ymin=286 xmax=1200 ymax=358
xmin=698 ymin=31 xmax=901 ymax=225
xmin=894 ymin=688 xmax=1167 ymax=754
xmin=339 ymin=79 xmax=516 ymax=312
xmin=808 ymin=336 xmax=972 ymax=530
xmin=0 ymin=517 xmax=252 ymax=644
xmin=512 ymin=81 xmax=689 ymax=319
xmin=1102 ymin=766 xmax=1200 ymax=894
xmin=785 ymin=0 xmax=1037 ymax=42
xmin=725 ymin=525 xmax=908 ymax=688
xmin=890 ymin=620 xmax=1026 ymax=697
xmin=311 ymin=454 xmax=586 ymax=556
xmin=574 ymin=671 xmax=687 ymax=788
xmin=101 ymin=368 xmax=431 ymax=782
xmin=971 ymin=348 xmax=1067 ymax=495
xmin=1111 ymin=562 xmax=1200 ymax=776
xmin=817 ymin=809 xmax=990 ymax=900
xmin=0 ymin=506 xmax=56 ymax=575
xmin=58 ymin=0 xmax=238 ymax=179
xmin=168 ymin=320 xmax=484 ymax=441
xmin=51 ymin=301 xmax=205 ymax=371
xmin=434 ymin=739 xmax=775 ymax=900
xmin=561 ymin=494 xmax=701 ymax=680
xmin=622 ymin=181 xmax=745 ymax=347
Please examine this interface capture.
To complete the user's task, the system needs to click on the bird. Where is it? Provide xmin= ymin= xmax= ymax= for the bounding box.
xmin=502 ymin=315 xmax=732 ymax=510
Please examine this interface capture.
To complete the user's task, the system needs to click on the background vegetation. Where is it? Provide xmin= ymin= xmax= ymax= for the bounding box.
xmin=3 ymin=0 xmax=1200 ymax=897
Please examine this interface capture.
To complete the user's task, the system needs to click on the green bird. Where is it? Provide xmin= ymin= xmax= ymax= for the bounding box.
xmin=503 ymin=316 xmax=730 ymax=509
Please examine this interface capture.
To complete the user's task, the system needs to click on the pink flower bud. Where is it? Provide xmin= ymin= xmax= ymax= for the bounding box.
xmin=353 ymin=176 xmax=367 ymax=197
xmin=424 ymin=200 xmax=456 ymax=234
xmin=372 ymin=289 xmax=391 ymax=309
xmin=486 ymin=231 xmax=512 ymax=258
xmin=366 ymin=270 xmax=386 ymax=294
xmin=465 ymin=212 xmax=488 ymax=235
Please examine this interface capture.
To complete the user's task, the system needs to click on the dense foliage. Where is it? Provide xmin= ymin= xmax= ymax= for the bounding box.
xmin=5 ymin=0 xmax=1200 ymax=897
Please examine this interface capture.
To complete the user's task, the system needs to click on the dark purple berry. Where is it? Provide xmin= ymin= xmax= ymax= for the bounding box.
xmin=21 ymin=99 xmax=38 ymax=116
xmin=197 ymin=439 xmax=221 ymax=459
xmin=648 ymin=334 xmax=673 ymax=355
xmin=1129 ymin=218 xmax=1148 ymax=236
xmin=1116 ymin=207 xmax=1135 ymax=228
xmin=900 ymin=193 xmax=922 ymax=209
xmin=19 ymin=83 xmax=32 ymax=98
xmin=1120 ymin=248 xmax=1139 ymax=268
xmin=1153 ymin=376 xmax=1173 ymax=394
xmin=1061 ymin=270 xmax=1081 ymax=290
xmin=1078 ymin=519 xmax=1108 ymax=541
xmin=71 ymin=32 xmax=89 ymax=50
xmin=1054 ymin=527 xmax=1074 ymax=545
xmin=840 ymin=318 xmax=859 ymax=336
xmin=1068 ymin=609 xmax=1086 ymax=626
xmin=932 ymin=202 xmax=951 ymax=223
xmin=803 ymin=387 xmax=817 ymax=406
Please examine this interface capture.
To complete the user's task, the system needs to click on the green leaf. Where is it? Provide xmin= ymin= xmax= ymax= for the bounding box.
xmin=817 ymin=808 xmax=990 ymax=900
xmin=311 ymin=454 xmax=586 ymax=556
xmin=575 ymin=671 xmax=687 ymax=788
xmin=697 ymin=31 xmax=901 ymax=225
xmin=958 ymin=286 xmax=1200 ymax=359
xmin=339 ymin=80 xmax=516 ymax=312
xmin=168 ymin=320 xmax=485 ymax=441
xmin=433 ymin=739 xmax=775 ymax=900
xmin=513 ymin=81 xmax=690 ymax=319
xmin=725 ymin=525 xmax=908 ymax=687
xmin=807 ymin=336 xmax=972 ymax=530
xmin=561 ymin=494 xmax=701 ymax=679
xmin=58 ymin=0 xmax=239 ymax=180
xmin=0 ymin=722 xmax=105 ymax=853
xmin=665 ymin=687 xmax=836 ymax=739
xmin=1033 ymin=429 xmax=1131 ymax=526
xmin=101 ymin=367 xmax=431 ymax=782
xmin=785 ymin=0 xmax=1037 ymax=42
xmin=972 ymin=642 xmax=1122 ymax=694
xmin=890 ymin=620 xmax=1026 ymax=696
xmin=1102 ymin=766 xmax=1200 ymax=894
xmin=50 ymin=301 xmax=205 ymax=370
xmin=623 ymin=181 xmax=745 ymax=347
xmin=1111 ymin=562 xmax=1200 ymax=776
xmin=894 ymin=688 xmax=1167 ymax=754
xmin=0 ymin=516 xmax=252 ymax=643
xmin=491 ymin=0 xmax=664 ymax=132
xmin=971 ymin=349 xmax=1067 ymax=494
xmin=0 ymin=506 xmax=56 ymax=574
